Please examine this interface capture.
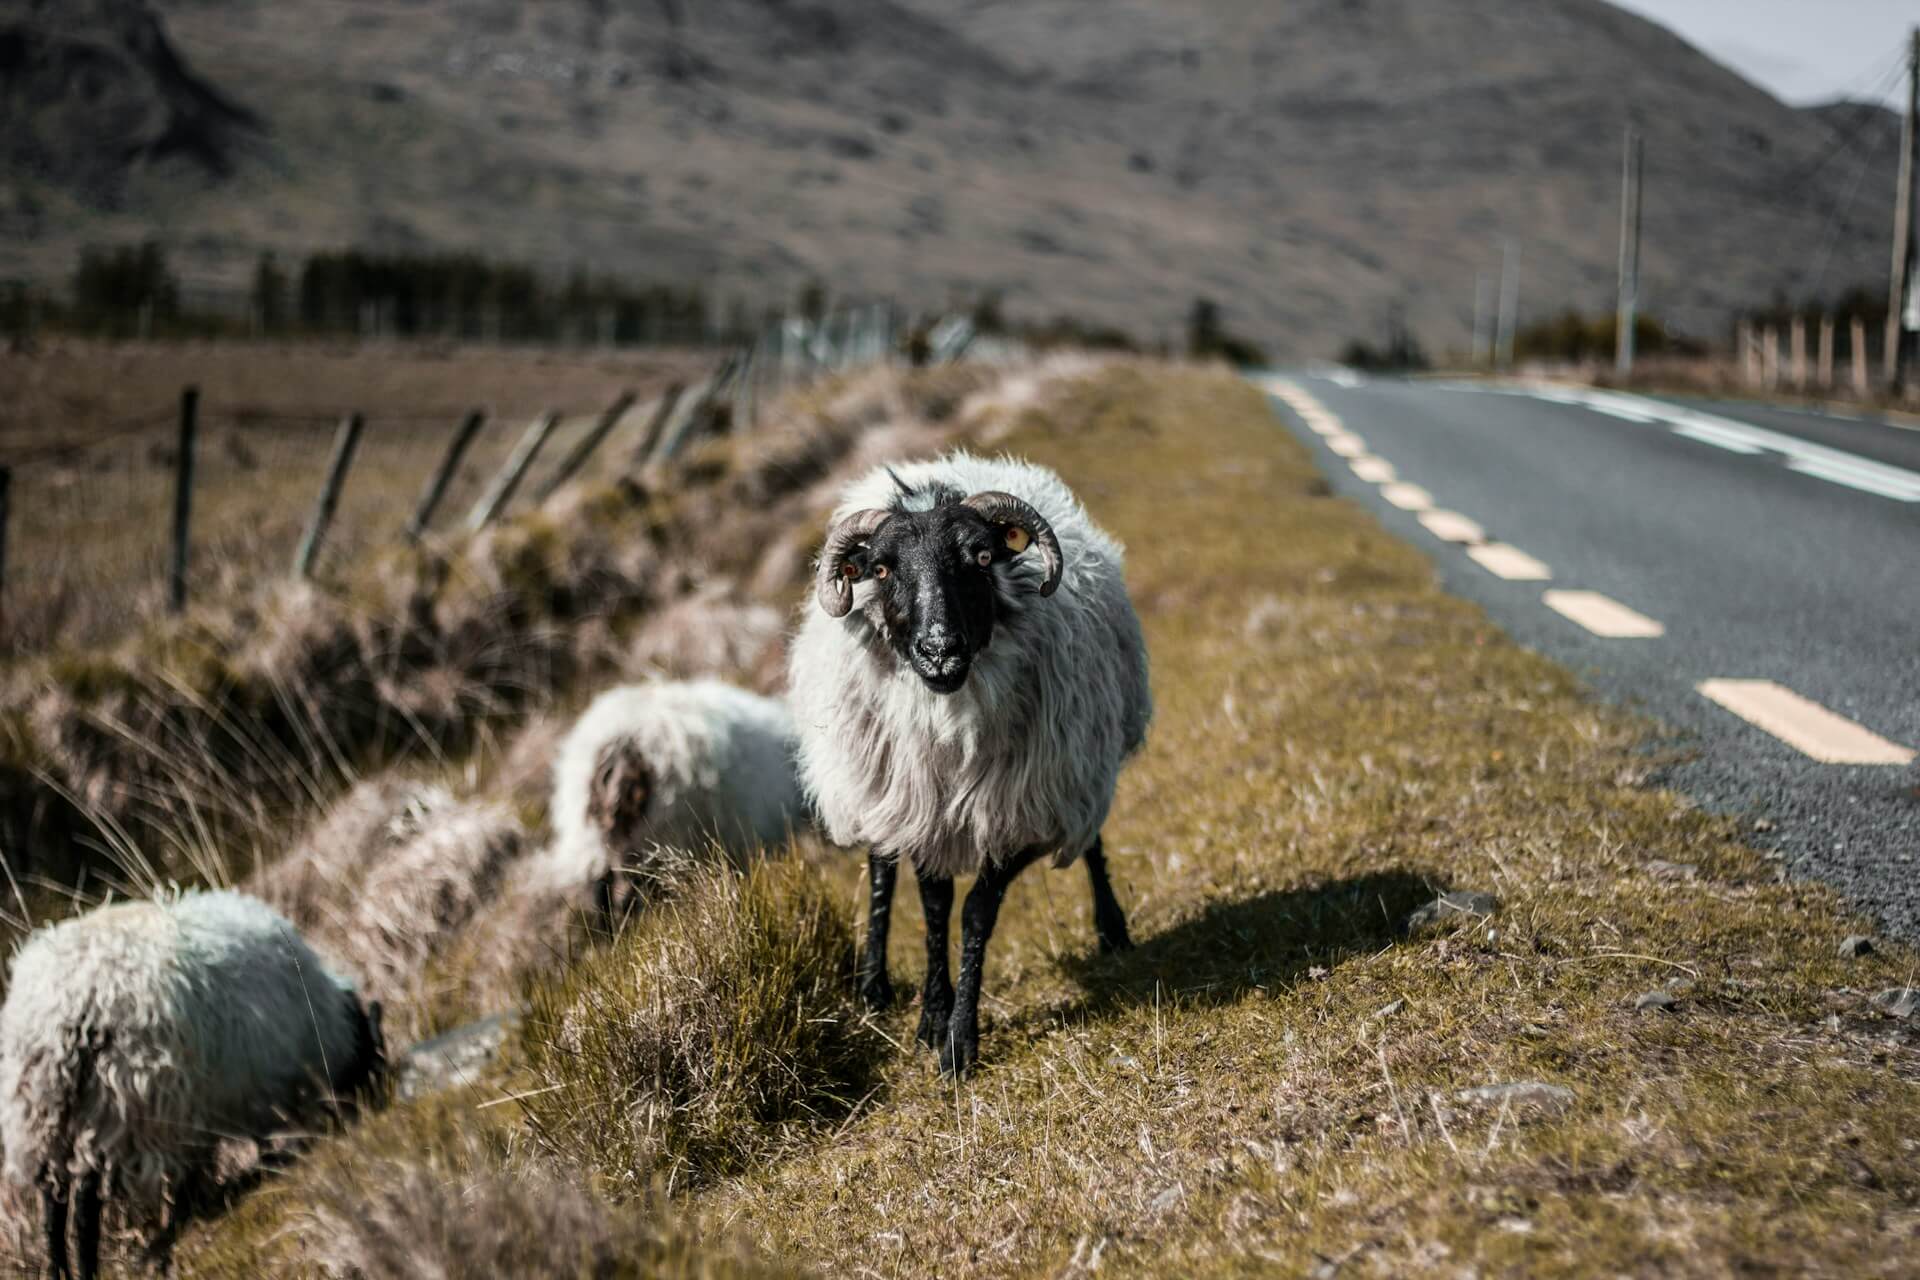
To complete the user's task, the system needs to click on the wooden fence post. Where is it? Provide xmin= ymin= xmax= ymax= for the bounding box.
xmin=629 ymin=384 xmax=687 ymax=467
xmin=169 ymin=386 xmax=198 ymax=613
xmin=1817 ymin=315 xmax=1835 ymax=389
xmin=0 ymin=464 xmax=10 ymax=632
xmin=294 ymin=414 xmax=366 ymax=578
xmin=733 ymin=339 xmax=759 ymax=436
xmin=535 ymin=390 xmax=638 ymax=501
xmin=1737 ymin=318 xmax=1756 ymax=385
xmin=1852 ymin=316 xmax=1870 ymax=395
xmin=1761 ymin=325 xmax=1780 ymax=388
xmin=406 ymin=410 xmax=488 ymax=542
xmin=1789 ymin=316 xmax=1807 ymax=388
xmin=650 ymin=355 xmax=739 ymax=466
xmin=467 ymin=413 xmax=560 ymax=531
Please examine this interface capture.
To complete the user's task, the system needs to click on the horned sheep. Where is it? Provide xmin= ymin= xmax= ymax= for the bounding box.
xmin=786 ymin=450 xmax=1151 ymax=1075
xmin=0 ymin=890 xmax=384 ymax=1279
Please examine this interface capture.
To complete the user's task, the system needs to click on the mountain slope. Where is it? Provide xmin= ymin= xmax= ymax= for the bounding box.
xmin=0 ymin=0 xmax=1897 ymax=356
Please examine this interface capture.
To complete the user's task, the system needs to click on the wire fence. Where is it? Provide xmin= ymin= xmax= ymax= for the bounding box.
xmin=0 ymin=305 xmax=981 ymax=657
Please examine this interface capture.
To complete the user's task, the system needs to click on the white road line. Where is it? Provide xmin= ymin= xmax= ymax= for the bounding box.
xmin=1325 ymin=434 xmax=1367 ymax=458
xmin=1381 ymin=482 xmax=1434 ymax=511
xmin=1542 ymin=589 xmax=1664 ymax=638
xmin=1673 ymin=423 xmax=1766 ymax=455
xmin=1417 ymin=510 xmax=1485 ymax=543
xmin=1466 ymin=543 xmax=1551 ymax=581
xmin=1350 ymin=456 xmax=1396 ymax=483
xmin=1697 ymin=679 xmax=1915 ymax=766
xmin=1303 ymin=416 xmax=1344 ymax=437
xmin=1514 ymin=387 xmax=1920 ymax=502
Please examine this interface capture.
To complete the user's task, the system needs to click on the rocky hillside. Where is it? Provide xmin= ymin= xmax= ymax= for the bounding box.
xmin=0 ymin=0 xmax=1899 ymax=355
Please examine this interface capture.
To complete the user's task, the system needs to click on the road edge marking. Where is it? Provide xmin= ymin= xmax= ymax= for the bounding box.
xmin=1697 ymin=679 xmax=1915 ymax=766
xmin=1542 ymin=589 xmax=1664 ymax=638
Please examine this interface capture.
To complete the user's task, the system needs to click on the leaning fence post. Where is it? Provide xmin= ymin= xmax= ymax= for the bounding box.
xmin=294 ymin=413 xmax=366 ymax=578
xmin=535 ymin=390 xmax=638 ymax=501
xmin=169 ymin=386 xmax=198 ymax=612
xmin=406 ymin=410 xmax=487 ymax=542
xmin=650 ymin=356 xmax=738 ymax=466
xmin=0 ymin=464 xmax=10 ymax=631
xmin=467 ymin=412 xmax=560 ymax=531
xmin=629 ymin=384 xmax=687 ymax=467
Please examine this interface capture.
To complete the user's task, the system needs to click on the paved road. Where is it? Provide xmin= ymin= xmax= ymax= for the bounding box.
xmin=1258 ymin=372 xmax=1920 ymax=939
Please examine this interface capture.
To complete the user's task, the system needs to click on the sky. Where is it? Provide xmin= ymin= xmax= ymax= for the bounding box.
xmin=1609 ymin=0 xmax=1918 ymax=106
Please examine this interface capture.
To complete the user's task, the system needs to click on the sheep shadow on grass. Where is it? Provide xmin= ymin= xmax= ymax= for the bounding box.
xmin=1055 ymin=869 xmax=1441 ymax=1019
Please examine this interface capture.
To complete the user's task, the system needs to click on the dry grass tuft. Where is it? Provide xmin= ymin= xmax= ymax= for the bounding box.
xmin=300 ymin=1158 xmax=781 ymax=1280
xmin=520 ymin=854 xmax=880 ymax=1194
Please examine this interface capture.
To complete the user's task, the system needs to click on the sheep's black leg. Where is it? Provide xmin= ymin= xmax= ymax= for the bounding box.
xmin=1083 ymin=836 xmax=1133 ymax=953
xmin=71 ymin=1173 xmax=100 ymax=1280
xmin=945 ymin=847 xmax=1045 ymax=1077
xmin=858 ymin=851 xmax=898 ymax=1011
xmin=41 ymin=1184 xmax=69 ymax=1280
xmin=914 ymin=870 xmax=955 ymax=1050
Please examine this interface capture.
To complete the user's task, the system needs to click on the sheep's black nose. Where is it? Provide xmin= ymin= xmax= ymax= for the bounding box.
xmin=914 ymin=627 xmax=963 ymax=663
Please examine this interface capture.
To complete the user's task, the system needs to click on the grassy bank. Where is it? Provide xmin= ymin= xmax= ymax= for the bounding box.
xmin=696 ymin=366 xmax=1920 ymax=1274
xmin=174 ymin=363 xmax=1919 ymax=1276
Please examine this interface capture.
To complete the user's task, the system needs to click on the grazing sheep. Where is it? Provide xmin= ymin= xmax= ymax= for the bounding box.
xmin=787 ymin=451 xmax=1151 ymax=1075
xmin=0 ymin=890 xmax=384 ymax=1279
xmin=544 ymin=679 xmax=806 ymax=913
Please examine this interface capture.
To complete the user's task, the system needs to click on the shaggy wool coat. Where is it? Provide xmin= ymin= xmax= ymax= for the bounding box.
xmin=787 ymin=451 xmax=1151 ymax=878
xmin=0 ymin=890 xmax=370 ymax=1223
xmin=544 ymin=678 xmax=805 ymax=886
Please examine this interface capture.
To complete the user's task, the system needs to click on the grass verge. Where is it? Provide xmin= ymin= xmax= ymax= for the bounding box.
xmin=685 ymin=364 xmax=1920 ymax=1275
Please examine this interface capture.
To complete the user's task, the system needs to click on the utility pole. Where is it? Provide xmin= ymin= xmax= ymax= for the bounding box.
xmin=1495 ymin=238 xmax=1520 ymax=370
xmin=1472 ymin=273 xmax=1493 ymax=367
xmin=1615 ymin=126 xmax=1644 ymax=376
xmin=1885 ymin=27 xmax=1920 ymax=391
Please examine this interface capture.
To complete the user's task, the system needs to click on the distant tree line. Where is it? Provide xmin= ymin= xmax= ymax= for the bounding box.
xmin=3 ymin=241 xmax=751 ymax=346
xmin=1512 ymin=309 xmax=1704 ymax=363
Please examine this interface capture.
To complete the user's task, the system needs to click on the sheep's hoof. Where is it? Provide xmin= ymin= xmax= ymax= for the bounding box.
xmin=914 ymin=999 xmax=952 ymax=1051
xmin=938 ymin=1024 xmax=979 ymax=1078
xmin=858 ymin=971 xmax=896 ymax=1012
xmin=1096 ymin=920 xmax=1134 ymax=954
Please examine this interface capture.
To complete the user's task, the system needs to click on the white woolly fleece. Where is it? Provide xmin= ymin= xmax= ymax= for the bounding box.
xmin=786 ymin=450 xmax=1152 ymax=878
xmin=0 ymin=890 xmax=366 ymax=1222
xmin=544 ymin=678 xmax=806 ymax=885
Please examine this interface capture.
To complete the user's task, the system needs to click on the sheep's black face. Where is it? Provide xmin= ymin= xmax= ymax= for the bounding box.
xmin=851 ymin=504 xmax=1012 ymax=694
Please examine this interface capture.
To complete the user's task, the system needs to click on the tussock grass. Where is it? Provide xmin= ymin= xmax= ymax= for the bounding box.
xmin=520 ymin=854 xmax=882 ymax=1194
xmin=177 ymin=1086 xmax=785 ymax=1280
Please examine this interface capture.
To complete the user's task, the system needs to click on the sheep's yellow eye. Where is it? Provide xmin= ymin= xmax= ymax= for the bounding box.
xmin=1004 ymin=526 xmax=1031 ymax=553
xmin=840 ymin=562 xmax=860 ymax=579
xmin=976 ymin=550 xmax=992 ymax=567
xmin=873 ymin=564 xmax=889 ymax=580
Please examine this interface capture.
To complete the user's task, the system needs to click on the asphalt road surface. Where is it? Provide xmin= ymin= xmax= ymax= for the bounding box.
xmin=1258 ymin=372 xmax=1920 ymax=940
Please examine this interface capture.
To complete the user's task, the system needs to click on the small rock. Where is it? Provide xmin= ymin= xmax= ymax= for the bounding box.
xmin=1372 ymin=998 xmax=1406 ymax=1020
xmin=1453 ymin=1081 xmax=1575 ymax=1116
xmin=1753 ymin=818 xmax=1776 ymax=833
xmin=1838 ymin=935 xmax=1875 ymax=959
xmin=1633 ymin=990 xmax=1676 ymax=1013
xmin=1407 ymin=890 xmax=1497 ymax=932
xmin=1872 ymin=987 xmax=1919 ymax=1019
xmin=1644 ymin=860 xmax=1698 ymax=881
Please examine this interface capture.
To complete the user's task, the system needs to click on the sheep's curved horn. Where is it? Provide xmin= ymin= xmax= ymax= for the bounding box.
xmin=815 ymin=508 xmax=893 ymax=617
xmin=963 ymin=491 xmax=1063 ymax=597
